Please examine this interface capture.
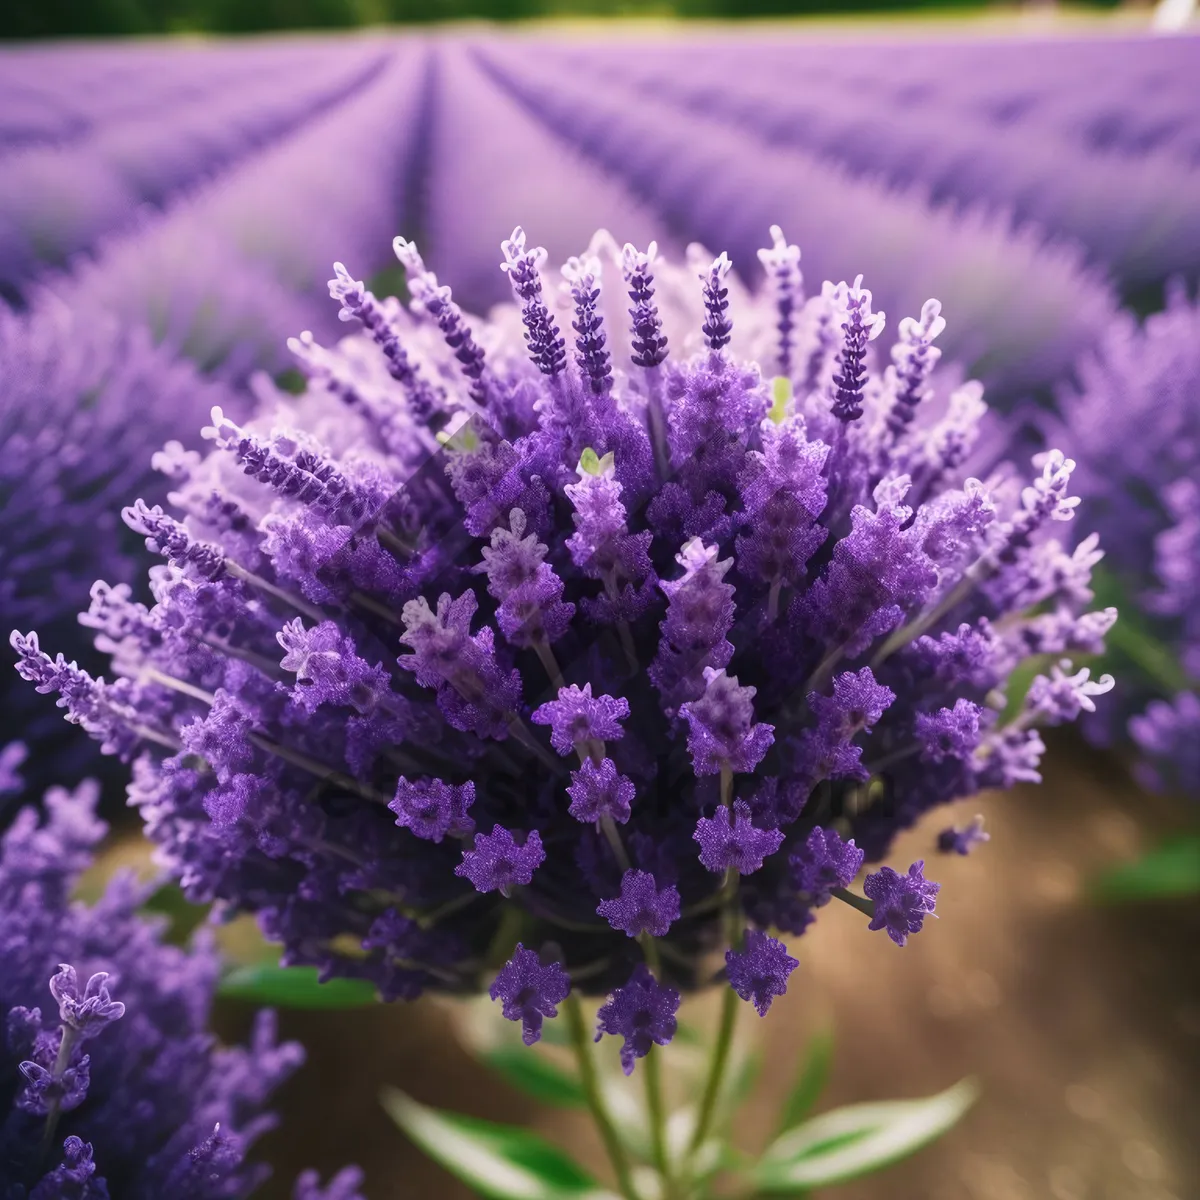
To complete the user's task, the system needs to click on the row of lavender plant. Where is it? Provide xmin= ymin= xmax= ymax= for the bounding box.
xmin=415 ymin=42 xmax=669 ymax=314
xmin=568 ymin=34 xmax=1200 ymax=165
xmin=0 ymin=44 xmax=392 ymax=293
xmin=555 ymin=38 xmax=1200 ymax=293
xmin=0 ymin=40 xmax=375 ymax=156
xmin=470 ymin=42 xmax=1118 ymax=403
xmin=25 ymin=39 xmax=429 ymax=378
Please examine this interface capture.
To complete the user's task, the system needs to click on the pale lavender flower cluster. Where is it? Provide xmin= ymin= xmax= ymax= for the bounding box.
xmin=1054 ymin=288 xmax=1200 ymax=795
xmin=0 ymin=747 xmax=363 ymax=1199
xmin=1 ymin=302 xmax=237 ymax=786
xmin=14 ymin=224 xmax=1111 ymax=1067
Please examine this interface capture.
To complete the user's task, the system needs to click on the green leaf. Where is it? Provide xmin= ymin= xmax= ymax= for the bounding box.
xmin=751 ymin=1078 xmax=978 ymax=1190
xmin=776 ymin=1029 xmax=834 ymax=1136
xmin=480 ymin=1046 xmax=586 ymax=1108
xmin=1091 ymin=834 xmax=1200 ymax=902
xmin=381 ymin=1087 xmax=618 ymax=1200
xmin=217 ymin=964 xmax=378 ymax=1009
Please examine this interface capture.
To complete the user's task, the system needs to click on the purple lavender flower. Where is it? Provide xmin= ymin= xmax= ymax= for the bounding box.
xmin=597 ymin=870 xmax=681 ymax=938
xmin=790 ymin=827 xmax=865 ymax=906
xmin=863 ymin=861 xmax=941 ymax=946
xmin=390 ymin=777 xmax=476 ymax=843
xmin=293 ymin=1166 xmax=369 ymax=1200
xmin=694 ymin=801 xmax=785 ymax=876
xmin=1130 ymin=692 xmax=1200 ymax=797
xmin=456 ymin=826 xmax=546 ymax=896
xmin=915 ymin=700 xmax=984 ymax=764
xmin=938 ymin=815 xmax=991 ymax=856
xmin=0 ymin=769 xmax=351 ymax=1196
xmin=16 ymin=225 xmax=1110 ymax=1022
xmin=595 ymin=964 xmax=681 ymax=1074
xmin=725 ymin=929 xmax=799 ymax=1016
xmin=532 ymin=683 xmax=630 ymax=758
xmin=566 ymin=757 xmax=636 ymax=826
xmin=681 ymin=668 xmax=775 ymax=777
xmin=489 ymin=944 xmax=571 ymax=1045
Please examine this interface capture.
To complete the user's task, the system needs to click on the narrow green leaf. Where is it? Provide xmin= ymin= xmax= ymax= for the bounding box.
xmin=752 ymin=1078 xmax=978 ymax=1190
xmin=481 ymin=1046 xmax=587 ymax=1108
xmin=381 ymin=1087 xmax=618 ymax=1200
xmin=1091 ymin=835 xmax=1200 ymax=902
xmin=776 ymin=1029 xmax=834 ymax=1136
xmin=218 ymin=964 xmax=377 ymax=1009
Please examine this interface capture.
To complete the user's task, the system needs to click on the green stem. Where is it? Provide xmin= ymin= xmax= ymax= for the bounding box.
xmin=832 ymin=886 xmax=876 ymax=920
xmin=644 ymin=1045 xmax=671 ymax=1195
xmin=564 ymin=993 xmax=640 ymax=1200
xmin=688 ymin=983 xmax=740 ymax=1157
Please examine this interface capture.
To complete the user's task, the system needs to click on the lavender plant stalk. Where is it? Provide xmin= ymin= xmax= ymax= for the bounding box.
xmin=15 ymin=222 xmax=1112 ymax=1197
xmin=0 ymin=750 xmax=364 ymax=1199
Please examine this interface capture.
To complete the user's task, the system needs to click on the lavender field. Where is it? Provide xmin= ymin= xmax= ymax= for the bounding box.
xmin=1 ymin=19 xmax=1198 ymax=1200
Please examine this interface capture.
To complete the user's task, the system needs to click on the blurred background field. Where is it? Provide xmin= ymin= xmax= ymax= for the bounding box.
xmin=0 ymin=0 xmax=1176 ymax=40
xmin=1 ymin=2 xmax=1198 ymax=1197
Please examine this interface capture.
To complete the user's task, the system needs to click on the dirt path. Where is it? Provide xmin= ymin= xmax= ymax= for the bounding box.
xmin=238 ymin=737 xmax=1199 ymax=1200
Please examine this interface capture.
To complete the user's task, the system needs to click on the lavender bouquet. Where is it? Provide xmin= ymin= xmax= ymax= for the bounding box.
xmin=14 ymin=223 xmax=1113 ymax=1197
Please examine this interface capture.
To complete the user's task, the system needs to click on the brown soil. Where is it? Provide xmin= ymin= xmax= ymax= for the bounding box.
xmin=228 ymin=737 xmax=1200 ymax=1200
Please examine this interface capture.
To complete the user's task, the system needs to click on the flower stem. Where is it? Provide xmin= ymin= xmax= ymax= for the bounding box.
xmin=687 ymin=983 xmax=739 ymax=1157
xmin=564 ymin=993 xmax=639 ymax=1200
xmin=644 ymin=1045 xmax=672 ymax=1195
xmin=832 ymin=886 xmax=876 ymax=919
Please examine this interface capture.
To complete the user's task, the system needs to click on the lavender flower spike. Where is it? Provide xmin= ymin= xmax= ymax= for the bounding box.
xmin=19 ymin=224 xmax=1110 ymax=1012
xmin=501 ymin=226 xmax=567 ymax=378
xmin=757 ymin=224 xmax=804 ymax=380
xmin=830 ymin=274 xmax=886 ymax=423
xmin=622 ymin=240 xmax=669 ymax=370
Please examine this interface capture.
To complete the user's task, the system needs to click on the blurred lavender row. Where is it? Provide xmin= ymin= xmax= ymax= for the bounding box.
xmin=0 ymin=42 xmax=391 ymax=294
xmin=564 ymin=36 xmax=1200 ymax=296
